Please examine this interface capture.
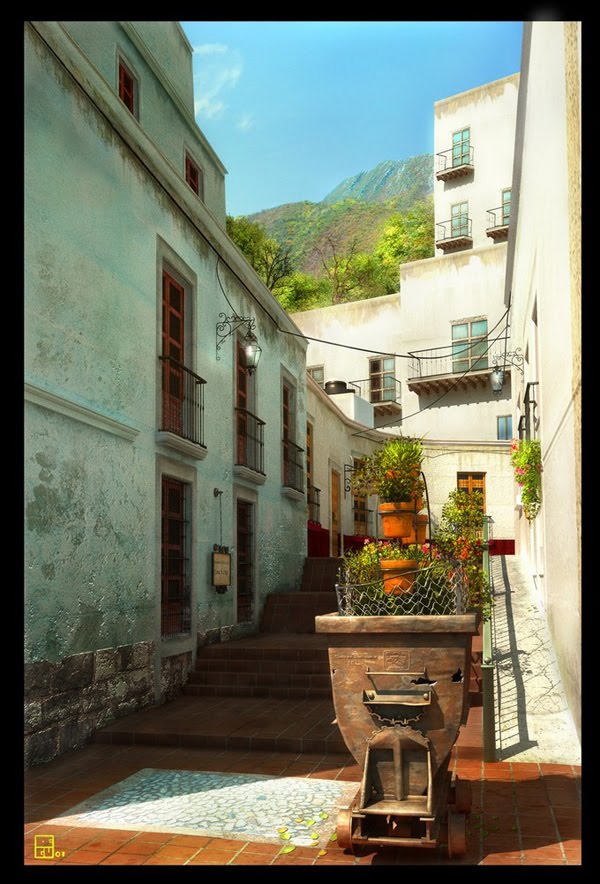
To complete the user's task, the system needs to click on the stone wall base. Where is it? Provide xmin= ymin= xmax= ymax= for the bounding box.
xmin=160 ymin=651 xmax=192 ymax=703
xmin=25 ymin=641 xmax=155 ymax=767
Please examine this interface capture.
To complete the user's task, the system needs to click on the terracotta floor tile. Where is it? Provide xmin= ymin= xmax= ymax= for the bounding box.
xmin=59 ymin=849 xmax=108 ymax=864
xmin=207 ymin=837 xmax=250 ymax=850
xmin=480 ymin=852 xmax=522 ymax=865
xmin=167 ymin=835 xmax=212 ymax=848
xmin=522 ymin=857 xmax=566 ymax=865
xmin=230 ymin=853 xmax=276 ymax=865
xmin=99 ymin=853 xmax=146 ymax=865
xmin=128 ymin=831 xmax=172 ymax=844
xmin=78 ymin=837 xmax=131 ymax=854
xmin=189 ymin=849 xmax=237 ymax=863
xmin=152 ymin=845 xmax=202 ymax=860
xmin=239 ymin=842 xmax=282 ymax=857
xmin=116 ymin=840 xmax=161 ymax=856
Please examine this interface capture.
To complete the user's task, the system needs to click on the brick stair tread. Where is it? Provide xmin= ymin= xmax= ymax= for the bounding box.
xmin=198 ymin=633 xmax=331 ymax=660
xmin=184 ymin=684 xmax=332 ymax=699
xmin=189 ymin=670 xmax=332 ymax=687
xmin=94 ymin=694 xmax=347 ymax=755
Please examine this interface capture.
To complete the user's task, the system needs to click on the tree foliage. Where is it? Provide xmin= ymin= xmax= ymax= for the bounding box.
xmin=226 ymin=215 xmax=293 ymax=290
xmin=374 ymin=196 xmax=435 ymax=272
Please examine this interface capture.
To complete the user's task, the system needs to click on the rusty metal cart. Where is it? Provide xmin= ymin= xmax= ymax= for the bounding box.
xmin=315 ymin=564 xmax=478 ymax=857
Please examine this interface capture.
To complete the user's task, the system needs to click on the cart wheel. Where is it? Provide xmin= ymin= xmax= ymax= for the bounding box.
xmin=454 ymin=777 xmax=472 ymax=814
xmin=336 ymin=809 xmax=356 ymax=852
xmin=447 ymin=810 xmax=467 ymax=858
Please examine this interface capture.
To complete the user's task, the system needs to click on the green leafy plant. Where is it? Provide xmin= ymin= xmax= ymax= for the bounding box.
xmin=510 ymin=439 xmax=542 ymax=521
xmin=434 ymin=490 xmax=492 ymax=619
xmin=351 ymin=437 xmax=424 ymax=503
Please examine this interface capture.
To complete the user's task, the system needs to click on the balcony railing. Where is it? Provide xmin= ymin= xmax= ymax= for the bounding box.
xmin=408 ymin=337 xmax=510 ymax=380
xmin=436 ymin=217 xmax=473 ymax=250
xmin=435 ymin=146 xmax=475 ymax=180
xmin=159 ymin=355 xmax=206 ymax=447
xmin=349 ymin=376 xmax=402 ymax=406
xmin=308 ymin=484 xmax=321 ymax=524
xmin=283 ymin=439 xmax=305 ymax=493
xmin=486 ymin=205 xmax=511 ymax=239
xmin=235 ymin=407 xmax=265 ymax=475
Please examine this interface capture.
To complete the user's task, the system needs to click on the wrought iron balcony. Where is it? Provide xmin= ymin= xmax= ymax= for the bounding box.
xmin=407 ymin=338 xmax=510 ymax=395
xmin=435 ymin=146 xmax=475 ymax=181
xmin=353 ymin=502 xmax=373 ymax=536
xmin=348 ymin=377 xmax=402 ymax=414
xmin=283 ymin=439 xmax=305 ymax=494
xmin=308 ymin=484 xmax=321 ymax=524
xmin=235 ymin=407 xmax=265 ymax=475
xmin=159 ymin=355 xmax=206 ymax=447
xmin=486 ymin=205 xmax=510 ymax=240
xmin=435 ymin=218 xmax=473 ymax=252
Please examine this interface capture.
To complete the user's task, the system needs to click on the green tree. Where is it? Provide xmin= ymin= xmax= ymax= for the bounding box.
xmin=374 ymin=196 xmax=434 ymax=274
xmin=274 ymin=272 xmax=332 ymax=312
xmin=226 ymin=215 xmax=293 ymax=290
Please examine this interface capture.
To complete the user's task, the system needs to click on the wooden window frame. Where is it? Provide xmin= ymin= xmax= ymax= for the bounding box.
xmin=118 ymin=57 xmax=138 ymax=117
xmin=450 ymin=201 xmax=469 ymax=238
xmin=452 ymin=127 xmax=470 ymax=167
xmin=369 ymin=356 xmax=396 ymax=403
xmin=501 ymin=188 xmax=512 ymax=226
xmin=185 ymin=152 xmax=204 ymax=200
xmin=308 ymin=365 xmax=324 ymax=388
xmin=457 ymin=472 xmax=486 ymax=512
xmin=451 ymin=318 xmax=488 ymax=373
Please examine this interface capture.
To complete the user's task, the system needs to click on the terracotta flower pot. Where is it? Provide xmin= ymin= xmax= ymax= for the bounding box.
xmin=379 ymin=503 xmax=414 ymax=539
xmin=404 ymin=514 xmax=429 ymax=545
xmin=380 ymin=559 xmax=418 ymax=595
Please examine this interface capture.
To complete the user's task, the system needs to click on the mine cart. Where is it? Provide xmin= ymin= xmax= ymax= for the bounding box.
xmin=315 ymin=565 xmax=478 ymax=858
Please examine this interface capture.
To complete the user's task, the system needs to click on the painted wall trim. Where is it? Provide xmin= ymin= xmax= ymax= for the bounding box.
xmin=155 ymin=432 xmax=208 ymax=460
xmin=25 ymin=382 xmax=140 ymax=441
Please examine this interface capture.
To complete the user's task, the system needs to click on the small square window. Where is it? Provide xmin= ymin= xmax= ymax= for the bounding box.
xmin=185 ymin=153 xmax=204 ymax=200
xmin=308 ymin=366 xmax=324 ymax=388
xmin=118 ymin=59 xmax=138 ymax=117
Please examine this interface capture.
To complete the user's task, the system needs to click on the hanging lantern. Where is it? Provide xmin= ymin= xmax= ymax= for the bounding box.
xmin=242 ymin=330 xmax=262 ymax=375
xmin=490 ymin=367 xmax=505 ymax=395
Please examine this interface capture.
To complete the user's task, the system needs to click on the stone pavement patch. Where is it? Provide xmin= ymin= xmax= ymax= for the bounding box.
xmin=44 ymin=768 xmax=359 ymax=849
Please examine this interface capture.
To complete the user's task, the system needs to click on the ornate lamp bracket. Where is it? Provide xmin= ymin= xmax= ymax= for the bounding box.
xmin=216 ymin=313 xmax=256 ymax=359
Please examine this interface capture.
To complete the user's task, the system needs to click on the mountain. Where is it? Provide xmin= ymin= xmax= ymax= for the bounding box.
xmin=322 ymin=156 xmax=432 ymax=205
xmin=245 ymin=154 xmax=433 ymax=274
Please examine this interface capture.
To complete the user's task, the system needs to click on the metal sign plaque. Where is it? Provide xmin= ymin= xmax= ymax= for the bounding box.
xmin=212 ymin=552 xmax=231 ymax=586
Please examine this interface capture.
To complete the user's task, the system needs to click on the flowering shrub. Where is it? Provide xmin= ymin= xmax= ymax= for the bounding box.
xmin=434 ymin=490 xmax=492 ymax=619
xmin=510 ymin=439 xmax=542 ymax=521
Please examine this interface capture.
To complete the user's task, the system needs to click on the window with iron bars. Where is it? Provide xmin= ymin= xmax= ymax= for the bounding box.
xmin=161 ymin=477 xmax=191 ymax=637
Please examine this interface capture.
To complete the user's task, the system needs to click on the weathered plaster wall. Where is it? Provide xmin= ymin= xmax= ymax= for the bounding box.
xmin=25 ymin=22 xmax=307 ymax=761
xmin=506 ymin=22 xmax=580 ymax=738
xmin=59 ymin=20 xmax=227 ymax=225
xmin=434 ymin=74 xmax=519 ymax=251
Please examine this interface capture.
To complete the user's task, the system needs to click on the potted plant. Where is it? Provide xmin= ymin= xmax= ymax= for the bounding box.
xmin=510 ymin=438 xmax=542 ymax=521
xmin=340 ymin=540 xmax=426 ymax=597
xmin=351 ymin=437 xmax=425 ymax=539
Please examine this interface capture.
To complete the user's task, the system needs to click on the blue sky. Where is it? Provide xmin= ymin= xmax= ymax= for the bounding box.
xmin=180 ymin=21 xmax=523 ymax=217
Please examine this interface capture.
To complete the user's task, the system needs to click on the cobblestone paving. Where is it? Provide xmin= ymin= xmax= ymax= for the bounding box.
xmin=46 ymin=768 xmax=358 ymax=848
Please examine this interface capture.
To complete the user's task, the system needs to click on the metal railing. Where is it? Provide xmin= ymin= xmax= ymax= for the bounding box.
xmin=348 ymin=376 xmax=402 ymax=405
xmin=436 ymin=145 xmax=474 ymax=173
xmin=159 ymin=355 xmax=206 ymax=447
xmin=486 ymin=205 xmax=511 ymax=229
xmin=235 ymin=407 xmax=265 ymax=475
xmin=283 ymin=439 xmax=305 ymax=493
xmin=408 ymin=338 xmax=510 ymax=379
xmin=308 ymin=484 xmax=321 ymax=524
xmin=436 ymin=217 xmax=473 ymax=243
xmin=481 ymin=515 xmax=496 ymax=762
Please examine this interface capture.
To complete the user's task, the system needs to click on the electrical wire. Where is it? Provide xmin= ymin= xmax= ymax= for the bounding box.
xmin=351 ymin=319 xmax=511 ymax=438
xmin=31 ymin=23 xmax=516 ymax=378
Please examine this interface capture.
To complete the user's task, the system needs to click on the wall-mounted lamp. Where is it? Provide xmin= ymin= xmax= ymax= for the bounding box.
xmin=216 ymin=313 xmax=262 ymax=375
xmin=489 ymin=348 xmax=524 ymax=395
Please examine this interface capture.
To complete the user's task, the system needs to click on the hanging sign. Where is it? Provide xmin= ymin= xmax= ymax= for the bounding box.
xmin=212 ymin=544 xmax=231 ymax=587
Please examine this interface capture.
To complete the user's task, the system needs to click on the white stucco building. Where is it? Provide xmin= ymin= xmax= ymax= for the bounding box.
xmin=292 ymin=75 xmax=520 ymax=544
xmin=504 ymin=21 xmax=581 ymax=738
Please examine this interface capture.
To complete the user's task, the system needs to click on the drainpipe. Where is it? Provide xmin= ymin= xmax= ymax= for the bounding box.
xmin=482 ymin=515 xmax=496 ymax=762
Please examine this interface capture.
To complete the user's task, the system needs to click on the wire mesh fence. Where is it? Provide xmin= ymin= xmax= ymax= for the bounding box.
xmin=335 ymin=561 xmax=469 ymax=617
